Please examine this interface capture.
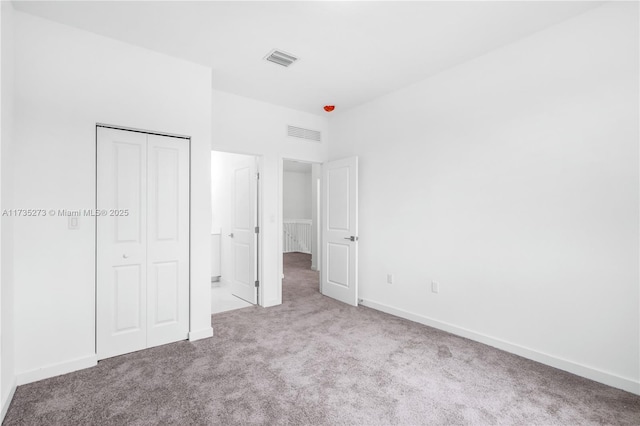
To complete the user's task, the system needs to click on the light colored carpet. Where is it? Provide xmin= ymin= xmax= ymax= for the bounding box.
xmin=4 ymin=252 xmax=639 ymax=425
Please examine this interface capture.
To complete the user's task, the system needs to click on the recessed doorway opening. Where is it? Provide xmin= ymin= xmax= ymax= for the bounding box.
xmin=211 ymin=151 xmax=261 ymax=314
xmin=282 ymin=159 xmax=321 ymax=301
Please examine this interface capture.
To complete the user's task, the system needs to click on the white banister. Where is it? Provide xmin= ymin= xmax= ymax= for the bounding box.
xmin=283 ymin=219 xmax=312 ymax=254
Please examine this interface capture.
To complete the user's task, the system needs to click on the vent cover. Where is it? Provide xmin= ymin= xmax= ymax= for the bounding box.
xmin=288 ymin=125 xmax=321 ymax=142
xmin=265 ymin=49 xmax=298 ymax=67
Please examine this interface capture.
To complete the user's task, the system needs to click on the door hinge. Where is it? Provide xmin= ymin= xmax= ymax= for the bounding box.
xmin=256 ymin=172 xmax=260 ymax=179
xmin=255 ymin=226 xmax=260 ymax=234
xmin=255 ymin=280 xmax=260 ymax=288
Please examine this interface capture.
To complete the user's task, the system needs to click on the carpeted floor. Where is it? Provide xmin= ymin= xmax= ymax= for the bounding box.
xmin=4 ymin=252 xmax=640 ymax=425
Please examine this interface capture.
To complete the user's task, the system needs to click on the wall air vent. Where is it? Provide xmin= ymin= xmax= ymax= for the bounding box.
xmin=264 ymin=49 xmax=298 ymax=67
xmin=288 ymin=125 xmax=322 ymax=142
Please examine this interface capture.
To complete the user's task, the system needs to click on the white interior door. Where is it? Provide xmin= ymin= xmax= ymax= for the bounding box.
xmin=229 ymin=158 xmax=258 ymax=304
xmin=97 ymin=127 xmax=148 ymax=359
xmin=321 ymin=156 xmax=359 ymax=306
xmin=146 ymin=134 xmax=190 ymax=348
xmin=97 ymin=127 xmax=189 ymax=360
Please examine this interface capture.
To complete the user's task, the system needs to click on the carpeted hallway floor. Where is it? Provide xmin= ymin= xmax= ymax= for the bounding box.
xmin=4 ymin=252 xmax=640 ymax=425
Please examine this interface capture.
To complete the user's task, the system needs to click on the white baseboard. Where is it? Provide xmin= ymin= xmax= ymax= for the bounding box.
xmin=16 ymin=354 xmax=97 ymax=386
xmin=1 ymin=378 xmax=17 ymax=423
xmin=359 ymin=298 xmax=640 ymax=395
xmin=188 ymin=327 xmax=213 ymax=341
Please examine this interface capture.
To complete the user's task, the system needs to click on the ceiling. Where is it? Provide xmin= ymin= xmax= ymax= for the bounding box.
xmin=12 ymin=1 xmax=602 ymax=116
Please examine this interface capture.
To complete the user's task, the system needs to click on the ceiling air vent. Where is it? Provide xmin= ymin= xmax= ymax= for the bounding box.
xmin=288 ymin=125 xmax=321 ymax=142
xmin=264 ymin=49 xmax=298 ymax=67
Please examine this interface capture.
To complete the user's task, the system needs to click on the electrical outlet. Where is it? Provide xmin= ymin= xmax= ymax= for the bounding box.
xmin=387 ymin=274 xmax=394 ymax=284
xmin=431 ymin=280 xmax=440 ymax=294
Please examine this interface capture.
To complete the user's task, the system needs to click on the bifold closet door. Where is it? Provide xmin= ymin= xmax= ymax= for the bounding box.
xmin=97 ymin=127 xmax=189 ymax=360
xmin=146 ymin=134 xmax=189 ymax=349
xmin=97 ymin=128 xmax=148 ymax=359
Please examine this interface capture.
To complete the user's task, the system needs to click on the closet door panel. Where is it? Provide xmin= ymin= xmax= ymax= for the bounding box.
xmin=97 ymin=127 xmax=148 ymax=360
xmin=146 ymin=134 xmax=190 ymax=348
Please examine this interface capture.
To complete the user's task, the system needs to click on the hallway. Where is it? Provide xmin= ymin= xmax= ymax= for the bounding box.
xmin=282 ymin=252 xmax=319 ymax=303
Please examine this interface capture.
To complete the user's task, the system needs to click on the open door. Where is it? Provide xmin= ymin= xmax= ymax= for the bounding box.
xmin=229 ymin=158 xmax=258 ymax=304
xmin=321 ymin=156 xmax=359 ymax=306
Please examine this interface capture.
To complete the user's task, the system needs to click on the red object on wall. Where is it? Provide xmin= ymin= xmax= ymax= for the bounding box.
xmin=323 ymin=105 xmax=335 ymax=112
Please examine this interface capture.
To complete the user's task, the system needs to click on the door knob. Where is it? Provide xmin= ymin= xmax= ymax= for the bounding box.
xmin=228 ymin=233 xmax=234 ymax=238
xmin=123 ymin=254 xmax=129 ymax=259
xmin=344 ymin=236 xmax=358 ymax=242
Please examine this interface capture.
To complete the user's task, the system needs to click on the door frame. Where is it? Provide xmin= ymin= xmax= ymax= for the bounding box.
xmin=278 ymin=157 xmax=323 ymax=303
xmin=95 ymin=123 xmax=192 ymax=356
xmin=211 ymin=149 xmax=263 ymax=307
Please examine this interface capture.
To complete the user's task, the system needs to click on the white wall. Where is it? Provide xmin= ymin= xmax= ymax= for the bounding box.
xmin=283 ymin=171 xmax=312 ymax=220
xmin=212 ymin=90 xmax=329 ymax=306
xmin=0 ymin=0 xmax=17 ymax=418
xmin=329 ymin=2 xmax=639 ymax=393
xmin=211 ymin=151 xmax=257 ymax=287
xmin=12 ymin=11 xmax=212 ymax=383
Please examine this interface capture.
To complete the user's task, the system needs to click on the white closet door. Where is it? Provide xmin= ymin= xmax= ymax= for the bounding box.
xmin=97 ymin=127 xmax=148 ymax=360
xmin=97 ymin=127 xmax=190 ymax=360
xmin=146 ymin=134 xmax=190 ymax=348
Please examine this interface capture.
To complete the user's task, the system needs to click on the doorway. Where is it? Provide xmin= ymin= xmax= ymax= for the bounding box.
xmin=211 ymin=151 xmax=260 ymax=314
xmin=282 ymin=159 xmax=321 ymax=301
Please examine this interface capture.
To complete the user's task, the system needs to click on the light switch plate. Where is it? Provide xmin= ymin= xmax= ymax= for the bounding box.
xmin=68 ymin=216 xmax=80 ymax=230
